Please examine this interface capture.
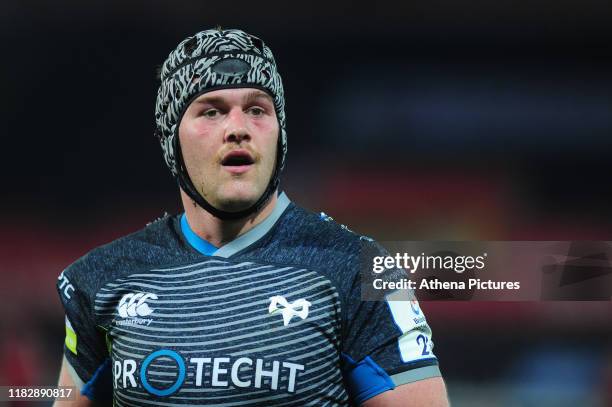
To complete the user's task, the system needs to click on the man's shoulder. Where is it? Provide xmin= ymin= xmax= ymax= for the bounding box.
xmin=60 ymin=213 xmax=189 ymax=287
xmin=253 ymin=203 xmax=385 ymax=267
xmin=283 ymin=204 xmax=376 ymax=249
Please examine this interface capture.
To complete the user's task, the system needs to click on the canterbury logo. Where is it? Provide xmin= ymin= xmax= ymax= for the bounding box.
xmin=117 ymin=293 xmax=158 ymax=318
xmin=268 ymin=296 xmax=311 ymax=326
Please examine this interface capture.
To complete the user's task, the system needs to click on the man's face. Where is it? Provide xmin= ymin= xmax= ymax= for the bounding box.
xmin=178 ymin=88 xmax=279 ymax=212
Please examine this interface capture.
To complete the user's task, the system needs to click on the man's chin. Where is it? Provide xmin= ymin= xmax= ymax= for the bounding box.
xmin=204 ymin=178 xmax=273 ymax=213
xmin=212 ymin=191 xmax=262 ymax=213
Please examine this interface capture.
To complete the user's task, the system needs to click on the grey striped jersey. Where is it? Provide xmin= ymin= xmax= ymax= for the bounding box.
xmin=57 ymin=193 xmax=441 ymax=406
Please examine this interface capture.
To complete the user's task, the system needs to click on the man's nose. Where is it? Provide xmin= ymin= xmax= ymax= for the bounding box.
xmin=224 ymin=108 xmax=251 ymax=143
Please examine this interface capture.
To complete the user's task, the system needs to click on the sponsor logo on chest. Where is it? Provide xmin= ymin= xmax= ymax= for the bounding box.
xmin=111 ymin=293 xmax=315 ymax=397
xmin=115 ymin=292 xmax=157 ymax=326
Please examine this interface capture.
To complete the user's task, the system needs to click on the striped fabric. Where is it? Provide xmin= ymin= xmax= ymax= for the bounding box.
xmin=94 ymin=259 xmax=348 ymax=406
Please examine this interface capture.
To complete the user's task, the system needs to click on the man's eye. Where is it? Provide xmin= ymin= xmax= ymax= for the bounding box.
xmin=248 ymin=107 xmax=265 ymax=116
xmin=203 ymin=109 xmax=219 ymax=118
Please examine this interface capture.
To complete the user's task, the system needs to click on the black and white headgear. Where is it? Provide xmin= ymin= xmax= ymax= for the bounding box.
xmin=155 ymin=28 xmax=287 ymax=220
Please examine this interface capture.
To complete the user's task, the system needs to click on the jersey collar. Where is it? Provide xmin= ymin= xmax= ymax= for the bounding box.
xmin=180 ymin=213 xmax=218 ymax=256
xmin=180 ymin=192 xmax=292 ymax=258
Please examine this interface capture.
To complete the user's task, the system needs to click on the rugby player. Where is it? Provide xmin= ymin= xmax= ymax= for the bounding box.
xmin=54 ymin=28 xmax=449 ymax=406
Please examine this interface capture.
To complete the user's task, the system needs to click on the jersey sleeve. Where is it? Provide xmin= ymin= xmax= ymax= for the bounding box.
xmin=340 ymin=243 xmax=441 ymax=405
xmin=57 ymin=266 xmax=112 ymax=400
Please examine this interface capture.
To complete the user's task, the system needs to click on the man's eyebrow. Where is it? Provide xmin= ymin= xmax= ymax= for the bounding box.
xmin=193 ymin=95 xmax=225 ymax=105
xmin=243 ymin=90 xmax=274 ymax=104
xmin=192 ymin=91 xmax=273 ymax=106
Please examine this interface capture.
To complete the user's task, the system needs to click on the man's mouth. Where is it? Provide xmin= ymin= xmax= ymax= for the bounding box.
xmin=221 ymin=150 xmax=255 ymax=173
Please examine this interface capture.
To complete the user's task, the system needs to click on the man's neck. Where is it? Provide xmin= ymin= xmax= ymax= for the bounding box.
xmin=180 ymin=190 xmax=278 ymax=248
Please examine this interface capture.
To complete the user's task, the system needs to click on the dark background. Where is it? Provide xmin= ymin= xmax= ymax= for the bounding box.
xmin=1 ymin=1 xmax=611 ymax=406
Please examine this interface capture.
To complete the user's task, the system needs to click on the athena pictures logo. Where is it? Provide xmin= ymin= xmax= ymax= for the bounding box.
xmin=116 ymin=292 xmax=158 ymax=326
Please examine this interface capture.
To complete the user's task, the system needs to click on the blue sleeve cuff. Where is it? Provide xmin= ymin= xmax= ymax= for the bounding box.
xmin=342 ymin=353 xmax=395 ymax=405
xmin=81 ymin=358 xmax=113 ymax=401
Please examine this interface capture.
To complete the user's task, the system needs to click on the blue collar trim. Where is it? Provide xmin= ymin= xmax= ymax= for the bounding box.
xmin=180 ymin=214 xmax=218 ymax=256
xmin=179 ymin=192 xmax=291 ymax=258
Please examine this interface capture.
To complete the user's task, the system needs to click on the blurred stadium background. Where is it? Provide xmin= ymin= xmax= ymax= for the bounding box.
xmin=1 ymin=1 xmax=611 ymax=405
